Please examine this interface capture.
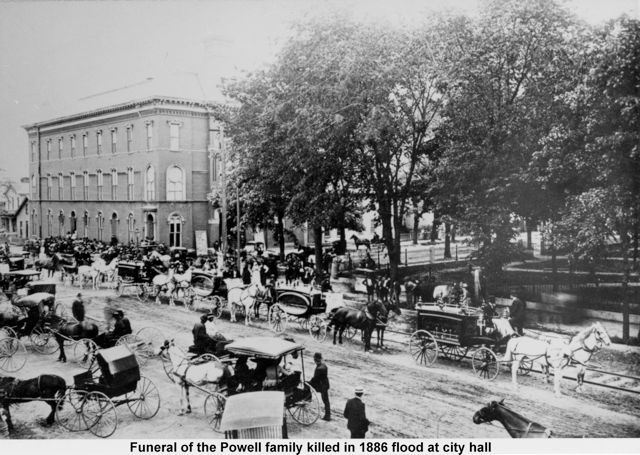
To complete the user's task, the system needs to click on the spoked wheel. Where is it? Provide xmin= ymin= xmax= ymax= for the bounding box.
xmin=0 ymin=337 xmax=28 ymax=372
xmin=126 ymin=376 xmax=161 ymax=419
xmin=161 ymin=351 xmax=176 ymax=383
xmin=56 ymin=389 xmax=90 ymax=432
xmin=299 ymin=319 xmax=309 ymax=331
xmin=287 ymin=382 xmax=320 ymax=426
xmin=440 ymin=344 xmax=468 ymax=362
xmin=308 ymin=315 xmax=327 ymax=342
xmin=0 ymin=326 xmax=17 ymax=340
xmin=344 ymin=325 xmax=357 ymax=340
xmin=82 ymin=391 xmax=118 ymax=438
xmin=116 ymin=334 xmax=149 ymax=367
xmin=135 ymin=327 xmax=165 ymax=360
xmin=472 ymin=347 xmax=499 ymax=381
xmin=518 ymin=356 xmax=534 ymax=376
xmin=268 ymin=304 xmax=288 ymax=333
xmin=204 ymin=392 xmax=226 ymax=432
xmin=73 ymin=338 xmax=98 ymax=369
xmin=409 ymin=330 xmax=438 ymax=366
xmin=30 ymin=325 xmax=58 ymax=354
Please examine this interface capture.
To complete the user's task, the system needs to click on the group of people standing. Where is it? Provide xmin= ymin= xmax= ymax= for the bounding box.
xmin=363 ymin=274 xmax=401 ymax=305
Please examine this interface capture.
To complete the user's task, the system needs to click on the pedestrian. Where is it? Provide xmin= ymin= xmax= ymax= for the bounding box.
xmin=71 ymin=293 xmax=85 ymax=322
xmin=364 ymin=274 xmax=375 ymax=302
xmin=310 ymin=352 xmax=331 ymax=421
xmin=404 ymin=277 xmax=417 ymax=307
xmin=343 ymin=386 xmax=370 ymax=438
xmin=508 ymin=290 xmax=526 ymax=336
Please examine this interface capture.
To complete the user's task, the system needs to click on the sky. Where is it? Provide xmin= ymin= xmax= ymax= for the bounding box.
xmin=0 ymin=0 xmax=638 ymax=182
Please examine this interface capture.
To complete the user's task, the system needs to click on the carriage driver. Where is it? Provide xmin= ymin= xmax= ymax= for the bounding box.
xmin=95 ymin=309 xmax=132 ymax=348
xmin=191 ymin=312 xmax=226 ymax=355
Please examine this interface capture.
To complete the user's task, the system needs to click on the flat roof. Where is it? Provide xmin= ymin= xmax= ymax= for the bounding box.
xmin=219 ymin=391 xmax=284 ymax=432
xmin=225 ymin=337 xmax=304 ymax=359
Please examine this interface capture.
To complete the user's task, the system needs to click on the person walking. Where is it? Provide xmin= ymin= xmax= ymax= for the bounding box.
xmin=310 ymin=352 xmax=331 ymax=421
xmin=343 ymin=387 xmax=370 ymax=438
xmin=404 ymin=278 xmax=417 ymax=307
xmin=71 ymin=293 xmax=85 ymax=322
xmin=508 ymin=290 xmax=526 ymax=336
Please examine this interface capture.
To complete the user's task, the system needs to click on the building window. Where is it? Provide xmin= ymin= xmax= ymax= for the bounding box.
xmin=58 ymin=210 xmax=65 ymax=236
xmin=47 ymin=209 xmax=53 ymax=236
xmin=110 ymin=212 xmax=118 ymax=242
xmin=70 ymin=211 xmax=77 ymax=234
xmin=145 ymin=166 xmax=155 ymax=201
xmin=83 ymin=171 xmax=89 ymax=200
xmin=97 ymin=211 xmax=104 ymax=241
xmin=70 ymin=136 xmax=76 ymax=158
xmin=127 ymin=167 xmax=134 ymax=201
xmin=166 ymin=165 xmax=184 ymax=201
xmin=127 ymin=213 xmax=135 ymax=243
xmin=145 ymin=213 xmax=155 ymax=241
xmin=111 ymin=169 xmax=118 ymax=200
xmin=146 ymin=122 xmax=153 ymax=150
xmin=97 ymin=170 xmax=103 ymax=201
xmin=83 ymin=134 xmax=88 ymax=156
xmin=46 ymin=140 xmax=51 ymax=160
xmin=46 ymin=174 xmax=52 ymax=200
xmin=58 ymin=137 xmax=64 ymax=159
xmin=126 ymin=126 xmax=133 ymax=152
xmin=169 ymin=123 xmax=180 ymax=151
xmin=70 ymin=172 xmax=76 ymax=201
xmin=31 ymin=210 xmax=36 ymax=236
xmin=31 ymin=174 xmax=36 ymax=199
xmin=83 ymin=211 xmax=89 ymax=238
xmin=168 ymin=214 xmax=182 ymax=247
xmin=111 ymin=129 xmax=117 ymax=153
xmin=58 ymin=173 xmax=64 ymax=199
xmin=31 ymin=142 xmax=36 ymax=162
xmin=97 ymin=131 xmax=102 ymax=154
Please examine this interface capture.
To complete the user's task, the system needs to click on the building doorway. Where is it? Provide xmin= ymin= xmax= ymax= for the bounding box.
xmin=145 ymin=213 xmax=155 ymax=241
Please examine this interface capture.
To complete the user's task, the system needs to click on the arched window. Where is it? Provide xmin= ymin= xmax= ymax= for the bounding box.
xmin=58 ymin=210 xmax=65 ymax=236
xmin=110 ymin=212 xmax=118 ymax=242
xmin=97 ymin=211 xmax=104 ymax=241
xmin=30 ymin=209 xmax=36 ymax=236
xmin=127 ymin=213 xmax=135 ymax=243
xmin=145 ymin=213 xmax=156 ymax=241
xmin=166 ymin=165 xmax=184 ymax=201
xmin=70 ymin=211 xmax=77 ymax=234
xmin=168 ymin=213 xmax=183 ymax=247
xmin=31 ymin=174 xmax=36 ymax=198
xmin=97 ymin=170 xmax=103 ymax=201
xmin=47 ymin=209 xmax=53 ymax=236
xmin=83 ymin=211 xmax=89 ymax=238
xmin=145 ymin=166 xmax=155 ymax=201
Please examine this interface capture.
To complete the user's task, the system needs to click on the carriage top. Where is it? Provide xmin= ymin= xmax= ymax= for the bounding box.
xmin=14 ymin=292 xmax=55 ymax=309
xmin=74 ymin=345 xmax=141 ymax=395
xmin=219 ymin=391 xmax=285 ymax=435
xmin=225 ymin=337 xmax=304 ymax=360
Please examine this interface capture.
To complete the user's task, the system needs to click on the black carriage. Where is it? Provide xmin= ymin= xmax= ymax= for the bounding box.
xmin=205 ymin=337 xmax=319 ymax=432
xmin=115 ymin=262 xmax=152 ymax=301
xmin=189 ymin=270 xmax=228 ymax=315
xmin=267 ymin=285 xmax=329 ymax=341
xmin=409 ymin=302 xmax=503 ymax=380
xmin=0 ymin=269 xmax=41 ymax=299
xmin=56 ymin=344 xmax=160 ymax=438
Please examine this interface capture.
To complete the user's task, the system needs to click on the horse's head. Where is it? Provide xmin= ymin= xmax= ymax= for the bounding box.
xmin=387 ymin=299 xmax=402 ymax=317
xmin=368 ymin=300 xmax=389 ymax=322
xmin=592 ymin=322 xmax=611 ymax=347
xmin=472 ymin=399 xmax=504 ymax=424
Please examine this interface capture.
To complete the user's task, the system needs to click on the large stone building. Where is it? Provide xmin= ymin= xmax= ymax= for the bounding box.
xmin=23 ymin=89 xmax=226 ymax=248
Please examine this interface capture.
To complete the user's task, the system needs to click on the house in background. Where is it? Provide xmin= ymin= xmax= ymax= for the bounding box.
xmin=0 ymin=178 xmax=29 ymax=241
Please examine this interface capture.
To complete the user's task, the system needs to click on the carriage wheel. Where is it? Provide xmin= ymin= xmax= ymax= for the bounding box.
xmin=116 ymin=334 xmax=148 ymax=367
xmin=268 ymin=304 xmax=288 ymax=333
xmin=135 ymin=327 xmax=165 ymax=360
xmin=126 ymin=376 xmax=161 ymax=419
xmin=287 ymin=382 xmax=320 ymax=426
xmin=204 ymin=393 xmax=226 ymax=432
xmin=30 ymin=325 xmax=58 ymax=354
xmin=0 ymin=326 xmax=17 ymax=340
xmin=308 ymin=316 xmax=327 ymax=342
xmin=161 ymin=351 xmax=176 ymax=383
xmin=472 ymin=347 xmax=499 ymax=381
xmin=56 ymin=389 xmax=91 ymax=432
xmin=344 ymin=325 xmax=357 ymax=340
xmin=440 ymin=344 xmax=468 ymax=362
xmin=0 ymin=337 xmax=27 ymax=372
xmin=73 ymin=338 xmax=98 ymax=369
xmin=409 ymin=330 xmax=438 ymax=366
xmin=82 ymin=391 xmax=118 ymax=438
xmin=518 ymin=356 xmax=534 ymax=376
xmin=299 ymin=319 xmax=309 ymax=330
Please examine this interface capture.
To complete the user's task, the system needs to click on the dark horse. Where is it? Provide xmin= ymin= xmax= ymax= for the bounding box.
xmin=52 ymin=316 xmax=99 ymax=363
xmin=0 ymin=374 xmax=67 ymax=434
xmin=350 ymin=235 xmax=371 ymax=251
xmin=373 ymin=300 xmax=402 ymax=349
xmin=35 ymin=253 xmax=61 ymax=278
xmin=473 ymin=399 xmax=552 ymax=438
xmin=328 ymin=300 xmax=387 ymax=351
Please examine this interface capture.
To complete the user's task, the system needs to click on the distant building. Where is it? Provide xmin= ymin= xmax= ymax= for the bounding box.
xmin=23 ymin=77 xmax=226 ymax=247
xmin=0 ymin=179 xmax=29 ymax=240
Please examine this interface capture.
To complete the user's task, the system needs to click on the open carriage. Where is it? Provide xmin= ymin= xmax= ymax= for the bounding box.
xmin=408 ymin=302 xmax=518 ymax=381
xmin=56 ymin=344 xmax=160 ymax=438
xmin=115 ymin=262 xmax=152 ymax=301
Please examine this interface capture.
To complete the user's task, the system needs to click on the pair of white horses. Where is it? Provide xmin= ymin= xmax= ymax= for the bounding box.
xmin=503 ymin=322 xmax=611 ymax=396
xmin=224 ymin=279 xmax=271 ymax=325
xmin=76 ymin=256 xmax=119 ymax=290
xmin=152 ymin=267 xmax=193 ymax=305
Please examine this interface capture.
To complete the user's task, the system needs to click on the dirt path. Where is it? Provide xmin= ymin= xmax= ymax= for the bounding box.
xmin=2 ymin=283 xmax=640 ymax=439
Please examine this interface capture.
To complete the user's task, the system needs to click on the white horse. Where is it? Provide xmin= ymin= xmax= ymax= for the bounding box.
xmin=152 ymin=268 xmax=176 ymax=305
xmin=77 ymin=265 xmax=99 ymax=289
xmin=503 ymin=322 xmax=611 ymax=397
xmin=91 ymin=257 xmax=118 ymax=289
xmin=157 ymin=340 xmax=234 ymax=415
xmin=224 ymin=279 xmax=269 ymax=325
xmin=433 ymin=284 xmax=453 ymax=303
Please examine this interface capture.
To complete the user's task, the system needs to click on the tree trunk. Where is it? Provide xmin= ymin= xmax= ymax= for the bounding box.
xmin=380 ymin=200 xmax=396 ymax=278
xmin=412 ymin=209 xmax=420 ymax=245
xmin=277 ymin=213 xmax=285 ymax=262
xmin=430 ymin=213 xmax=439 ymax=243
xmin=444 ymin=222 xmax=451 ymax=259
xmin=621 ymin=232 xmax=631 ymax=342
xmin=451 ymin=225 xmax=456 ymax=243
xmin=338 ymin=225 xmax=346 ymax=255
xmin=313 ymin=225 xmax=323 ymax=280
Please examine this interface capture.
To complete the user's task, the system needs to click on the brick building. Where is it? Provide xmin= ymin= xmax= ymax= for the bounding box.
xmin=23 ymin=91 xmax=226 ymax=248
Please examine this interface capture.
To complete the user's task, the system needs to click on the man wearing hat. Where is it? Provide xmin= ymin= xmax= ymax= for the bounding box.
xmin=72 ymin=293 xmax=85 ymax=322
xmin=344 ymin=387 xmax=370 ymax=438
xmin=192 ymin=312 xmax=220 ymax=354
xmin=95 ymin=308 xmax=132 ymax=348
xmin=309 ymin=352 xmax=331 ymax=421
xmin=509 ymin=289 xmax=526 ymax=335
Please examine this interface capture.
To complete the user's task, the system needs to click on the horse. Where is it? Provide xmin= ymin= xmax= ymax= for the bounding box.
xmin=0 ymin=374 xmax=67 ymax=434
xmin=373 ymin=299 xmax=402 ymax=349
xmin=433 ymin=284 xmax=454 ymax=304
xmin=503 ymin=322 xmax=611 ymax=397
xmin=34 ymin=253 xmax=61 ymax=279
xmin=350 ymin=235 xmax=370 ymax=251
xmin=225 ymin=280 xmax=270 ymax=325
xmin=51 ymin=316 xmax=99 ymax=363
xmin=157 ymin=339 xmax=234 ymax=415
xmin=473 ymin=399 xmax=552 ymax=438
xmin=92 ymin=257 xmax=118 ymax=288
xmin=327 ymin=300 xmax=388 ymax=351
xmin=152 ymin=267 xmax=177 ymax=305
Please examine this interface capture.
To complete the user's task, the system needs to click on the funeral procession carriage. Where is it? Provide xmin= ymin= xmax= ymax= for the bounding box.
xmin=114 ymin=261 xmax=154 ymax=301
xmin=56 ymin=344 xmax=160 ymax=438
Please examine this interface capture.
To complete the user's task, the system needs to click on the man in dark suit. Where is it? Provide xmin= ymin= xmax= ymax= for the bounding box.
xmin=343 ymin=387 xmax=370 ymax=438
xmin=509 ymin=291 xmax=526 ymax=335
xmin=310 ymin=352 xmax=331 ymax=421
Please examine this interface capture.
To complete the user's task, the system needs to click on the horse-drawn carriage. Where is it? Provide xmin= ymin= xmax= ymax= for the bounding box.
xmin=189 ymin=270 xmax=228 ymax=314
xmin=219 ymin=391 xmax=287 ymax=438
xmin=0 ymin=269 xmax=41 ymax=300
xmin=56 ymin=344 xmax=160 ymax=438
xmin=115 ymin=262 xmax=152 ymax=301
